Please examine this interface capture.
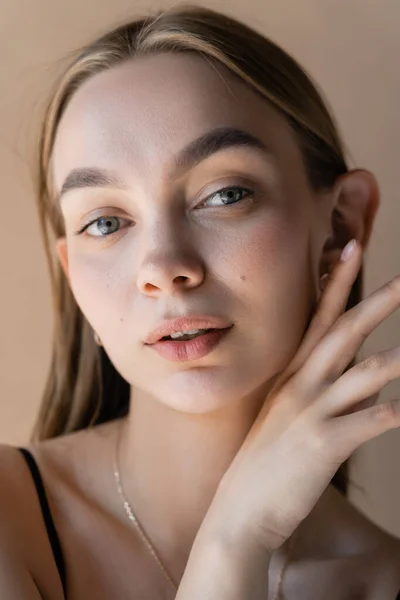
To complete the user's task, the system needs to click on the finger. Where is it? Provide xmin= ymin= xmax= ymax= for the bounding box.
xmin=295 ymin=273 xmax=400 ymax=391
xmin=328 ymin=398 xmax=400 ymax=461
xmin=293 ymin=242 xmax=361 ymax=363
xmin=271 ymin=240 xmax=362 ymax=394
xmin=318 ymin=346 xmax=400 ymax=416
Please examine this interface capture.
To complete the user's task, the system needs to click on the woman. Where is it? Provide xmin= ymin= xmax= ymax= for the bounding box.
xmin=1 ymin=4 xmax=400 ymax=598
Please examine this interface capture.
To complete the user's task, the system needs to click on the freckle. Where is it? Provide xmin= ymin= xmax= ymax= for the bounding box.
xmin=240 ymin=275 xmax=246 ymax=281
xmin=120 ymin=317 xmax=124 ymax=322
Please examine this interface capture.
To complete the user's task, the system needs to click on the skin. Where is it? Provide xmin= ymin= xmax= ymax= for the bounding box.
xmin=2 ymin=52 xmax=399 ymax=599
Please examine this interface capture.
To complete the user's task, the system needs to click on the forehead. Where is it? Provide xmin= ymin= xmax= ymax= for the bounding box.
xmin=52 ymin=52 xmax=298 ymax=193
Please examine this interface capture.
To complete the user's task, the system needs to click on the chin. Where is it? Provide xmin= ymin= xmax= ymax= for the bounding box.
xmin=143 ymin=367 xmax=249 ymax=414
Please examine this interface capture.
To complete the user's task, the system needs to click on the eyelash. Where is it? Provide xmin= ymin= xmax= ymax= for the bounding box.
xmin=74 ymin=185 xmax=254 ymax=238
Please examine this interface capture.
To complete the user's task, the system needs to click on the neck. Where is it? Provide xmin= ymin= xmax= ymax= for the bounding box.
xmin=117 ymin=382 xmax=340 ymax=578
xmin=118 ymin=380 xmax=277 ymax=566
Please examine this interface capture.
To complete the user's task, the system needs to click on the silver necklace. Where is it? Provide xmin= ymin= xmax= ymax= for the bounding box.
xmin=113 ymin=419 xmax=296 ymax=598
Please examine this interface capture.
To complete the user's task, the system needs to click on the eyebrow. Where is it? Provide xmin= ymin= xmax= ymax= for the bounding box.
xmin=57 ymin=126 xmax=271 ymax=204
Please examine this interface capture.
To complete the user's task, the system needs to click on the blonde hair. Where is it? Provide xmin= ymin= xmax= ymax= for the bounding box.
xmin=31 ymin=3 xmax=363 ymax=496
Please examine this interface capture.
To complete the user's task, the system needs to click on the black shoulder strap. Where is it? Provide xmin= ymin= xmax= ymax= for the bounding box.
xmin=18 ymin=447 xmax=66 ymax=596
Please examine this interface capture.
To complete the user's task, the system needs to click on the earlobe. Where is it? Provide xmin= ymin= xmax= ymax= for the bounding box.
xmin=55 ymin=237 xmax=70 ymax=283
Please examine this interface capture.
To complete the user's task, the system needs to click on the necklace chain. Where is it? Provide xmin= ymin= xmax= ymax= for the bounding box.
xmin=113 ymin=419 xmax=296 ymax=598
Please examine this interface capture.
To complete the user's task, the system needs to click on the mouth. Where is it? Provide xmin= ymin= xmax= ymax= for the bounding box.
xmin=148 ymin=325 xmax=234 ymax=362
xmin=159 ymin=327 xmax=220 ymax=342
xmin=144 ymin=315 xmax=233 ymax=345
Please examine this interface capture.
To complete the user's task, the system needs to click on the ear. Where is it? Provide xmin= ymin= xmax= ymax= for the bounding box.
xmin=55 ymin=237 xmax=70 ymax=283
xmin=320 ymin=168 xmax=380 ymax=278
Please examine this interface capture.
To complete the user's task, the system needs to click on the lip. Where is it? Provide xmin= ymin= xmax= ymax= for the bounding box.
xmin=144 ymin=315 xmax=233 ymax=345
xmin=147 ymin=326 xmax=234 ymax=362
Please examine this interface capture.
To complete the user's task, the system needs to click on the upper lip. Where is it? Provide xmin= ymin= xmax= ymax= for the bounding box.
xmin=144 ymin=315 xmax=233 ymax=344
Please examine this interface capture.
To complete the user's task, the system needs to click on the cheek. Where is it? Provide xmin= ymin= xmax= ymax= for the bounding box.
xmin=221 ymin=217 xmax=303 ymax=290
xmin=228 ymin=215 xmax=313 ymax=349
xmin=67 ymin=252 xmax=122 ymax=328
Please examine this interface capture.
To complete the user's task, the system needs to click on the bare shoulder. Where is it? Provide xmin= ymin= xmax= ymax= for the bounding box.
xmin=0 ymin=422 xmax=120 ymax=600
xmin=330 ymin=486 xmax=400 ymax=599
xmin=0 ymin=443 xmax=39 ymax=541
xmin=0 ymin=444 xmax=28 ymax=541
xmin=287 ymin=485 xmax=400 ymax=599
xmin=337 ymin=488 xmax=400 ymax=598
xmin=0 ymin=443 xmax=65 ymax=599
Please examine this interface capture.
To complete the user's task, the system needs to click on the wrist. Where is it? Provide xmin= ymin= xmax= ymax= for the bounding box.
xmin=177 ymin=521 xmax=272 ymax=600
xmin=197 ymin=510 xmax=273 ymax=565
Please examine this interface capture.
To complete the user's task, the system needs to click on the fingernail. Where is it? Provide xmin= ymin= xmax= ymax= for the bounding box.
xmin=340 ymin=239 xmax=357 ymax=262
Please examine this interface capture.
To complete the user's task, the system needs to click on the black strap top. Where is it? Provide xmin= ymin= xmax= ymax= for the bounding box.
xmin=18 ymin=447 xmax=67 ymax=597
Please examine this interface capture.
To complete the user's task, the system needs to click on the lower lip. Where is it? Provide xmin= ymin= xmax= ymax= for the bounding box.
xmin=147 ymin=326 xmax=233 ymax=362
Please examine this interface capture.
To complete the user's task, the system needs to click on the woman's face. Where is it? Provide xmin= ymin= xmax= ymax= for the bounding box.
xmin=52 ymin=52 xmax=330 ymax=413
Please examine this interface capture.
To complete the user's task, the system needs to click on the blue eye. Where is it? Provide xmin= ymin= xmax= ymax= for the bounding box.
xmin=75 ymin=216 xmax=129 ymax=238
xmin=202 ymin=185 xmax=253 ymax=207
xmin=75 ymin=185 xmax=254 ymax=239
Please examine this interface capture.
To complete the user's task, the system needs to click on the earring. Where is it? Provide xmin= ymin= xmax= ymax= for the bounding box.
xmin=94 ymin=331 xmax=102 ymax=346
xmin=319 ymin=273 xmax=329 ymax=291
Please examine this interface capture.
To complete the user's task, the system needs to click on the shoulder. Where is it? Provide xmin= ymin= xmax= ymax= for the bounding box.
xmin=334 ymin=488 xmax=400 ymax=598
xmin=287 ymin=530 xmax=400 ymax=599
xmin=0 ymin=443 xmax=65 ymax=599
xmin=289 ymin=485 xmax=400 ymax=599
xmin=361 ymin=533 xmax=400 ymax=599
xmin=0 ymin=443 xmax=37 ymax=541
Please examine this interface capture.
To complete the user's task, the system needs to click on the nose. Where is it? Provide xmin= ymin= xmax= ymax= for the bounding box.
xmin=136 ymin=223 xmax=205 ymax=297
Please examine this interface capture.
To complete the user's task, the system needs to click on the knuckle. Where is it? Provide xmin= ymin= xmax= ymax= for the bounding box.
xmin=371 ymin=400 xmax=398 ymax=422
xmin=307 ymin=421 xmax=330 ymax=454
xmin=359 ymin=353 xmax=388 ymax=372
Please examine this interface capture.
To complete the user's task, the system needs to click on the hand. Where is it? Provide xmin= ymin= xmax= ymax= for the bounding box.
xmin=206 ymin=239 xmax=400 ymax=553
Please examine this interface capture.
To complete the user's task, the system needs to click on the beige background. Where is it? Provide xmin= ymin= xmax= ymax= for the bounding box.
xmin=1 ymin=0 xmax=399 ymax=537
